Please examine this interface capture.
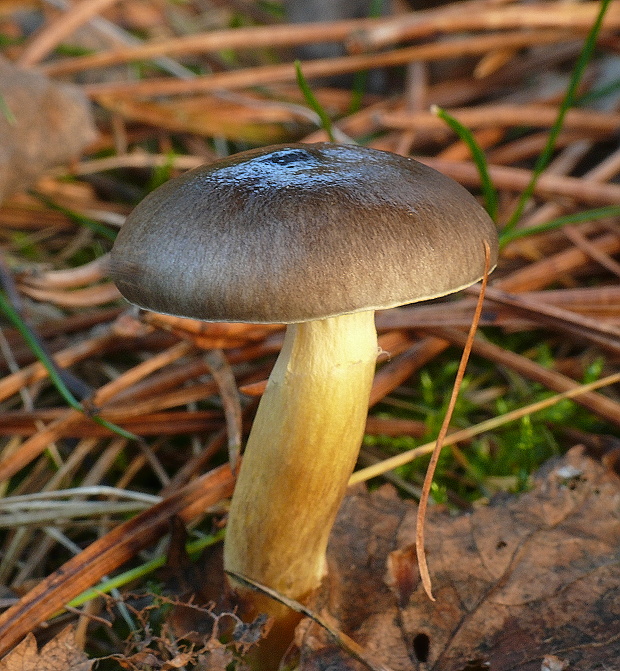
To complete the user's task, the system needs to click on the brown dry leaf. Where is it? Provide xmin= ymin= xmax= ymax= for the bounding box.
xmin=0 ymin=56 xmax=97 ymax=203
xmin=0 ymin=627 xmax=93 ymax=671
xmin=300 ymin=446 xmax=620 ymax=670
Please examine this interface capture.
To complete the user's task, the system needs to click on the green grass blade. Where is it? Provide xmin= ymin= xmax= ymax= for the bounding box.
xmin=89 ymin=416 xmax=141 ymax=441
xmin=433 ymin=105 xmax=499 ymax=222
xmin=576 ymin=75 xmax=620 ymax=107
xmin=0 ymin=290 xmax=139 ymax=442
xmin=33 ymin=193 xmax=118 ymax=241
xmin=66 ymin=528 xmax=226 ymax=609
xmin=500 ymin=205 xmax=620 ymax=245
xmin=0 ymin=291 xmax=83 ymax=410
xmin=295 ymin=60 xmax=336 ymax=142
xmin=0 ymin=94 xmax=16 ymax=125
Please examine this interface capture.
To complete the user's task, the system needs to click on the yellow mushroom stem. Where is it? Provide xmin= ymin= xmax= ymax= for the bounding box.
xmin=224 ymin=309 xmax=378 ymax=621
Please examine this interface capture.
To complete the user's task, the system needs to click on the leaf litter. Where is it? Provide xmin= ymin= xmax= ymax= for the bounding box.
xmin=0 ymin=627 xmax=93 ymax=671
xmin=0 ymin=0 xmax=620 ymax=668
xmin=299 ymin=447 xmax=620 ymax=670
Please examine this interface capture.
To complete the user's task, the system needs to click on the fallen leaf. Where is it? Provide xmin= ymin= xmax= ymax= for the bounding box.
xmin=0 ymin=627 xmax=93 ymax=671
xmin=195 ymin=648 xmax=234 ymax=671
xmin=0 ymin=56 xmax=97 ymax=203
xmin=300 ymin=446 xmax=620 ymax=670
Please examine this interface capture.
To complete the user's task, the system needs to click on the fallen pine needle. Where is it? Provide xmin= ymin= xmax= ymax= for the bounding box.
xmin=415 ymin=240 xmax=491 ymax=601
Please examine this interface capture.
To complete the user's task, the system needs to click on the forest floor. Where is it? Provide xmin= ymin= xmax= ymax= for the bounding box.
xmin=0 ymin=0 xmax=619 ymax=669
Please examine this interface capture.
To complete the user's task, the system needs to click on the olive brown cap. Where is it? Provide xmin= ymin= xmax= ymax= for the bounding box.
xmin=110 ymin=142 xmax=498 ymax=323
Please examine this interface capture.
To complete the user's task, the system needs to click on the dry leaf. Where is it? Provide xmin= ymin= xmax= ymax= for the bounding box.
xmin=0 ymin=627 xmax=93 ymax=671
xmin=0 ymin=56 xmax=97 ymax=203
xmin=300 ymin=446 xmax=620 ymax=670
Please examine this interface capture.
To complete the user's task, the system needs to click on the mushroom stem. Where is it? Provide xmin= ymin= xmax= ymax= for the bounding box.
xmin=224 ymin=309 xmax=378 ymax=619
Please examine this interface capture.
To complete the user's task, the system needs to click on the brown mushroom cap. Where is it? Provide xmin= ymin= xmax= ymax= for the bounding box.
xmin=110 ymin=142 xmax=498 ymax=324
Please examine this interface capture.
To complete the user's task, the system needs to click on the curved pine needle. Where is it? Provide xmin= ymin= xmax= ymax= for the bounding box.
xmin=415 ymin=241 xmax=491 ymax=601
xmin=227 ymin=571 xmax=394 ymax=671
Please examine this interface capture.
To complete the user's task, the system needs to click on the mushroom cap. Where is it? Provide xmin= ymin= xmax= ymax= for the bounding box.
xmin=110 ymin=143 xmax=498 ymax=324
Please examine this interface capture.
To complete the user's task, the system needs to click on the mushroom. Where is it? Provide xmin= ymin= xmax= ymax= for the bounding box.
xmin=110 ymin=142 xmax=498 ymax=652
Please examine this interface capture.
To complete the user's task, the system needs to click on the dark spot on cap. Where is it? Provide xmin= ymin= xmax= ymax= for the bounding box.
xmin=263 ymin=148 xmax=315 ymax=167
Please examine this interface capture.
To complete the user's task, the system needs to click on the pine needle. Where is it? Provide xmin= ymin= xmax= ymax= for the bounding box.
xmin=415 ymin=241 xmax=491 ymax=601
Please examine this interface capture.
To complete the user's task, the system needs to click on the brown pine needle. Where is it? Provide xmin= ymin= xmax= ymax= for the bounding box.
xmin=202 ymin=350 xmax=243 ymax=473
xmin=0 ymin=341 xmax=194 ymax=483
xmin=417 ymin=157 xmax=620 ymax=207
xmin=82 ymin=30 xmax=574 ymax=98
xmin=18 ymin=283 xmax=121 ymax=308
xmin=0 ymin=464 xmax=236 ymax=657
xmin=415 ymin=241 xmax=491 ymax=601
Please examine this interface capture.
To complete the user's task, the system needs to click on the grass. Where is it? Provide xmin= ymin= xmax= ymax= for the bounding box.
xmin=366 ymin=333 xmax=608 ymax=503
